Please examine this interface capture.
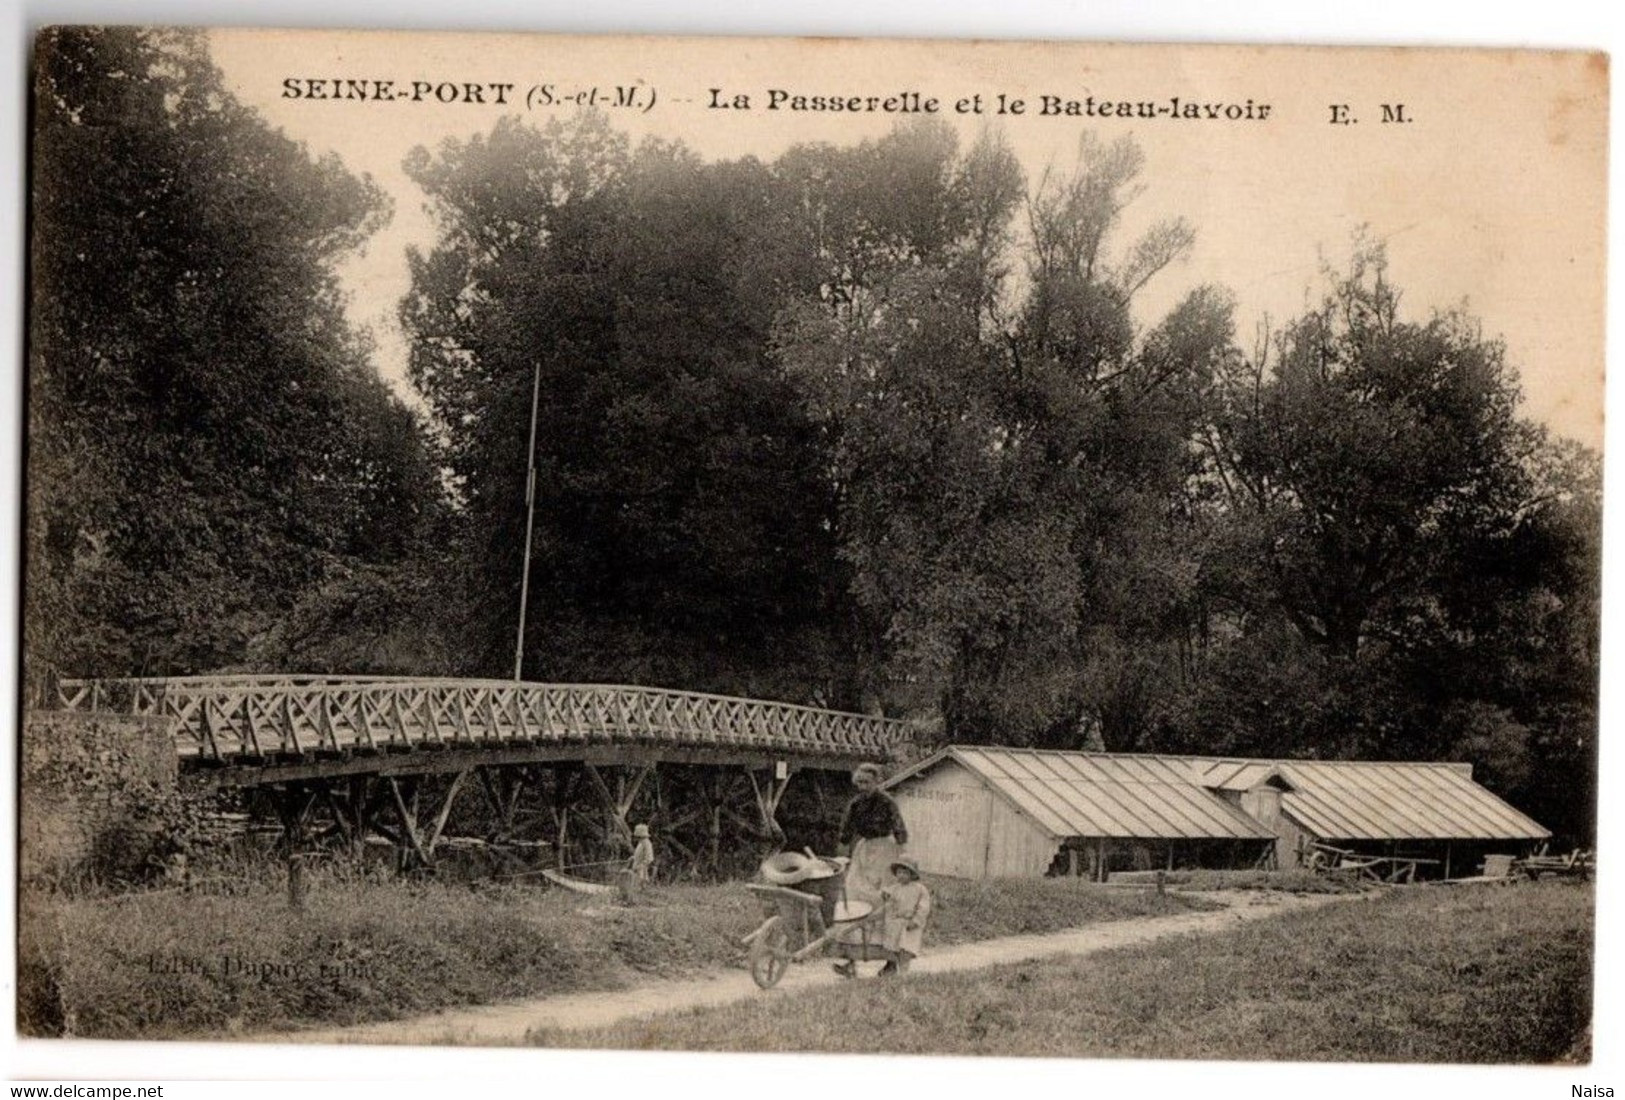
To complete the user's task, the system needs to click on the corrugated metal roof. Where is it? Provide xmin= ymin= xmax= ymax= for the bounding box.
xmin=1278 ymin=760 xmax=1548 ymax=841
xmin=1186 ymin=759 xmax=1280 ymax=791
xmin=887 ymin=748 xmax=1550 ymax=843
xmin=1183 ymin=756 xmax=1550 ymax=841
xmin=897 ymin=747 xmax=1276 ymax=841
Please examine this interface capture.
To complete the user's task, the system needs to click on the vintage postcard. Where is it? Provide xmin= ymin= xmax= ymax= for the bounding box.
xmin=18 ymin=25 xmax=1606 ymax=1078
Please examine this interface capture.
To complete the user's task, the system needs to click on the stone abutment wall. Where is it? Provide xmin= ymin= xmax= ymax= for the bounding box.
xmin=20 ymin=709 xmax=180 ymax=885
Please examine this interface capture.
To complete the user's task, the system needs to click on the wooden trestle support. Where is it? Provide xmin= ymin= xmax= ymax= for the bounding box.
xmin=250 ymin=760 xmax=857 ymax=892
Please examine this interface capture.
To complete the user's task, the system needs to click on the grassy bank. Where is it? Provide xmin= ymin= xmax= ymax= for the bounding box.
xmin=929 ymin=874 xmax=1213 ymax=944
xmin=1150 ymin=868 xmax=1366 ymax=894
xmin=537 ymin=881 xmax=1593 ymax=1063
xmin=19 ymin=875 xmax=754 ymax=1039
xmin=18 ymin=869 xmax=1206 ymax=1038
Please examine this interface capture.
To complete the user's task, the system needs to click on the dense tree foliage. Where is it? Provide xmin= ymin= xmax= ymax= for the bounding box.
xmin=773 ymin=129 xmax=1213 ymax=746
xmin=402 ymin=117 xmax=847 ymax=696
xmin=27 ymin=28 xmax=440 ymax=684
xmin=1152 ymin=249 xmax=1601 ymax=838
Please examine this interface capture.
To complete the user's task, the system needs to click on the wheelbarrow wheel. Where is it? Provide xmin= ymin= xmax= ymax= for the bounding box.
xmin=749 ymin=916 xmax=792 ymax=989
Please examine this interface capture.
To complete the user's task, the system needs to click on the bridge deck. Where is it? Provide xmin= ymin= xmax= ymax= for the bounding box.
xmin=57 ymin=676 xmax=906 ymax=778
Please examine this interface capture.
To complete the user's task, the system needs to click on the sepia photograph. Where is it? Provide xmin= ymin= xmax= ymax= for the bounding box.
xmin=13 ymin=20 xmax=1609 ymax=1084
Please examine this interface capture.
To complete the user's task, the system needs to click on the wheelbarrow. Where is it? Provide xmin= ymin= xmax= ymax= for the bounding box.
xmin=740 ymin=854 xmax=888 ymax=989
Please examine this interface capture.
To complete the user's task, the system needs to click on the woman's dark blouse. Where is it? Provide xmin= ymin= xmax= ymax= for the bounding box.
xmin=838 ymin=790 xmax=908 ymax=845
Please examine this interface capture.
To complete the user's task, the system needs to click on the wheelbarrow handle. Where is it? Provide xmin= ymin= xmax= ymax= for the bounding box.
xmin=740 ymin=915 xmax=778 ymax=948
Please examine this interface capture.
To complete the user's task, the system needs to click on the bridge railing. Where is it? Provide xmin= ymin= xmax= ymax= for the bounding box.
xmin=56 ymin=677 xmax=906 ymax=761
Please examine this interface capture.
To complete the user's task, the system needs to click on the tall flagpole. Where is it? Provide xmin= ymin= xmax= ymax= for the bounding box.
xmin=513 ymin=360 xmax=543 ymax=682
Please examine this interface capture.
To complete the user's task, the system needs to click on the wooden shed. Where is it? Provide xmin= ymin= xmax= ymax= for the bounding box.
xmin=883 ymin=747 xmax=1277 ymax=880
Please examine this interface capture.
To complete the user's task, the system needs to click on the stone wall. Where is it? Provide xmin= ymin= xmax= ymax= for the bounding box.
xmin=19 ymin=709 xmax=179 ymax=885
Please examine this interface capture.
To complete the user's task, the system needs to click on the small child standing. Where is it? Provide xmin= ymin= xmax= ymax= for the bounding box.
xmin=879 ymin=856 xmax=930 ymax=975
xmin=629 ymin=823 xmax=655 ymax=884
xmin=618 ymin=823 xmax=655 ymax=904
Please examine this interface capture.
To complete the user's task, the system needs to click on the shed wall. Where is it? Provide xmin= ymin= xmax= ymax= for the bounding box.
xmin=1273 ymin=810 xmax=1321 ymax=867
xmin=984 ymin=786 xmax=1061 ymax=877
xmin=891 ymin=763 xmax=995 ymax=878
xmin=1241 ymin=787 xmax=1293 ymax=869
xmin=1220 ymin=787 xmax=1315 ymax=868
xmin=892 ymin=762 xmax=1058 ymax=878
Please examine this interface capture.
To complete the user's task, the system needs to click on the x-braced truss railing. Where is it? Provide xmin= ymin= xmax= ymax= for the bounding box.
xmin=56 ymin=676 xmax=905 ymax=762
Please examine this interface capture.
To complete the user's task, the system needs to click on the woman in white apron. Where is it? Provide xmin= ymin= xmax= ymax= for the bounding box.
xmin=831 ymin=763 xmax=908 ymax=976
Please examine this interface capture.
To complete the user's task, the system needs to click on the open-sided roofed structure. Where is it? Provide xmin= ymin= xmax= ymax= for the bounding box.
xmin=884 ymin=747 xmax=1550 ymax=880
xmin=1184 ymin=757 xmax=1550 ymax=877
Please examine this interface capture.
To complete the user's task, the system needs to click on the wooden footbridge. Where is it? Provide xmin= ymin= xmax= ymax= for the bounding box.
xmin=59 ymin=676 xmax=908 ymax=879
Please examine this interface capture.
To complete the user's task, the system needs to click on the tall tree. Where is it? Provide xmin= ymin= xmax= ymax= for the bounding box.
xmin=1167 ymin=242 xmax=1600 ymax=837
xmin=403 ymin=118 xmax=846 ymax=696
xmin=776 ymin=127 xmax=1216 ymax=746
xmin=28 ymin=28 xmax=432 ymax=684
xmin=1205 ymin=244 xmax=1543 ymax=661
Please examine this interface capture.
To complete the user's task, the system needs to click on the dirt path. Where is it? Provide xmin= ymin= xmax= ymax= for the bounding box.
xmin=264 ymin=890 xmax=1361 ymax=1048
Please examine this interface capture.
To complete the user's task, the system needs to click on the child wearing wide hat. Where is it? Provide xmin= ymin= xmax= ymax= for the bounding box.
xmin=878 ymin=855 xmax=930 ymax=975
xmin=629 ymin=823 xmax=655 ymax=884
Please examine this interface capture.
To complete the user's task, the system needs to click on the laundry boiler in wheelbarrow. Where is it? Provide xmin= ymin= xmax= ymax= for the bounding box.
xmin=745 ymin=852 xmax=888 ymax=988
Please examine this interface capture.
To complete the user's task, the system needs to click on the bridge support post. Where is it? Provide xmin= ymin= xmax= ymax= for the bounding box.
xmin=476 ymin=765 xmax=527 ymax=841
xmin=346 ymin=776 xmax=370 ymax=859
xmin=271 ymin=784 xmax=319 ymax=910
xmin=549 ymin=765 xmax=579 ymax=870
xmin=386 ymin=777 xmax=432 ymax=871
xmin=423 ymin=769 xmax=471 ymax=861
xmin=583 ymin=762 xmax=653 ymax=852
xmin=710 ymin=771 xmax=725 ymax=875
xmin=378 ymin=772 xmax=474 ymax=872
xmin=747 ymin=765 xmax=793 ymax=845
xmin=318 ymin=783 xmax=352 ymax=853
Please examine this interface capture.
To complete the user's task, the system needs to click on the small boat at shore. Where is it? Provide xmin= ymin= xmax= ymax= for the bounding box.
xmin=541 ymin=866 xmax=625 ymax=896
